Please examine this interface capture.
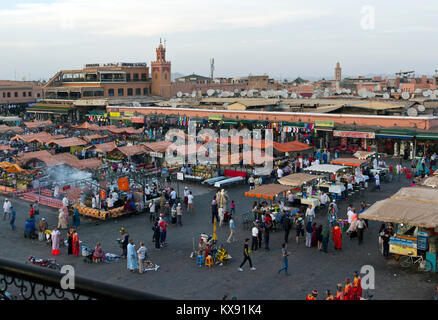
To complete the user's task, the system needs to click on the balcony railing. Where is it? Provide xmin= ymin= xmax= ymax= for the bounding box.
xmin=0 ymin=257 xmax=166 ymax=300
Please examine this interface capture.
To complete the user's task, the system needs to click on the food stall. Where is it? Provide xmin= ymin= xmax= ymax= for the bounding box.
xmin=303 ymin=164 xmax=348 ymax=199
xmin=330 ymin=157 xmax=370 ymax=186
xmin=353 ymin=151 xmax=375 ymax=160
xmin=278 ymin=173 xmax=325 ymax=208
xmin=359 ymin=187 xmax=438 ymax=272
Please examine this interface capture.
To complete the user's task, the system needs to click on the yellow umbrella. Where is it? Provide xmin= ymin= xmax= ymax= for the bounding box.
xmin=212 ymin=218 xmax=217 ymax=241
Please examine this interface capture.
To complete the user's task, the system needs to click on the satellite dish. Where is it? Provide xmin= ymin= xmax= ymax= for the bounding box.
xmin=234 ymin=88 xmax=239 ymax=93
xmin=311 ymin=94 xmax=317 ymax=99
xmin=390 ymin=89 xmax=395 ymax=93
xmin=207 ymin=89 xmax=215 ymax=96
xmin=171 ymin=103 xmax=177 ymax=108
xmin=241 ymin=90 xmax=247 ymax=97
xmin=427 ymin=89 xmax=433 ymax=96
xmin=323 ymin=92 xmax=329 ymax=97
xmin=401 ymin=92 xmax=410 ymax=100
xmin=191 ymin=91 xmax=196 ymax=98
xmin=417 ymin=105 xmax=425 ymax=112
xmin=383 ymin=93 xmax=390 ymax=99
xmin=177 ymin=91 xmax=183 ymax=98
xmin=374 ymin=86 xmax=380 ymax=92
xmin=397 ymin=89 xmax=401 ymax=93
xmin=423 ymin=91 xmax=429 ymax=97
xmin=434 ymin=90 xmax=438 ymax=96
xmin=414 ymin=88 xmax=422 ymax=94
xmin=407 ymin=108 xmax=418 ymax=117
xmin=324 ymin=88 xmax=329 ymax=93
xmin=336 ymin=89 xmax=341 ymax=95
xmin=291 ymin=93 xmax=297 ymax=99
xmin=281 ymin=92 xmax=288 ymax=99
xmin=382 ymin=87 xmax=387 ymax=91
xmin=229 ymin=92 xmax=235 ymax=97
xmin=346 ymin=89 xmax=351 ymax=94
xmin=430 ymin=94 xmax=437 ymax=100
xmin=132 ymin=101 xmax=141 ymax=107
xmin=247 ymin=91 xmax=253 ymax=98
xmin=223 ymin=103 xmax=229 ymax=109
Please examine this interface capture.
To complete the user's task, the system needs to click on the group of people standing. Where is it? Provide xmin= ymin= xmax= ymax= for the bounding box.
xmin=307 ymin=272 xmax=364 ymax=300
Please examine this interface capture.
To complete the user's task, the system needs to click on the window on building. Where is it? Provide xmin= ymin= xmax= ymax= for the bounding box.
xmin=2 ymin=92 xmax=5 ymax=98
xmin=133 ymin=73 xmax=139 ymax=81
xmin=135 ymin=88 xmax=141 ymax=95
xmin=164 ymin=73 xmax=168 ymax=80
xmin=14 ymin=92 xmax=18 ymax=97
xmin=118 ymin=88 xmax=124 ymax=96
xmin=23 ymin=92 xmax=26 ymax=97
xmin=7 ymin=92 xmax=10 ymax=98
xmin=108 ymin=88 xmax=115 ymax=97
xmin=127 ymin=88 xmax=133 ymax=96
xmin=37 ymin=93 xmax=40 ymax=98
xmin=126 ymin=74 xmax=131 ymax=82
xmin=155 ymin=73 xmax=158 ymax=80
xmin=143 ymin=88 xmax=148 ymax=95
xmin=141 ymin=73 xmax=147 ymax=81
xmin=29 ymin=91 xmax=32 ymax=97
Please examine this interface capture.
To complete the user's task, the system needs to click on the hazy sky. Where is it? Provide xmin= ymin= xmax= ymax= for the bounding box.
xmin=1 ymin=0 xmax=437 ymax=81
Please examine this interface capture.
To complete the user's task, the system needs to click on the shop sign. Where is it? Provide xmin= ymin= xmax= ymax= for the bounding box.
xmin=131 ymin=117 xmax=144 ymax=123
xmin=208 ymin=115 xmax=222 ymax=121
xmin=333 ymin=130 xmax=375 ymax=139
xmin=389 ymin=236 xmax=417 ymax=255
xmin=124 ymin=112 xmax=134 ymax=117
xmin=315 ymin=120 xmax=334 ymax=127
xmin=149 ymin=151 xmax=163 ymax=158
xmin=177 ymin=172 xmax=184 ymax=181
xmin=417 ymin=231 xmax=429 ymax=251
xmin=110 ymin=112 xmax=120 ymax=117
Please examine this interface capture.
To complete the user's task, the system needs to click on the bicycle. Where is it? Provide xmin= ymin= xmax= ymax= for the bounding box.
xmin=399 ymin=253 xmax=433 ymax=272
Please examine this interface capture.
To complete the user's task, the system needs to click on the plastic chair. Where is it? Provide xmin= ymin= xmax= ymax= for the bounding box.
xmin=205 ymin=256 xmax=214 ymax=268
xmin=196 ymin=255 xmax=205 ymax=266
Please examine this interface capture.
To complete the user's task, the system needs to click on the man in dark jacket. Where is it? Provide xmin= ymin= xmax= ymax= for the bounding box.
xmin=283 ymin=214 xmax=292 ymax=243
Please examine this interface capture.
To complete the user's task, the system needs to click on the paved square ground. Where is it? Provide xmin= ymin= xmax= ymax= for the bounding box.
xmin=1 ymin=163 xmax=437 ymax=300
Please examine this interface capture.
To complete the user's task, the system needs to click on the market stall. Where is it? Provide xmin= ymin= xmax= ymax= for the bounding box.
xmin=359 ymin=187 xmax=438 ymax=272
xmin=278 ymin=173 xmax=325 ymax=208
xmin=245 ymin=184 xmax=291 ymax=201
xmin=304 ymin=164 xmax=349 ymax=199
xmin=353 ymin=151 xmax=376 ymax=160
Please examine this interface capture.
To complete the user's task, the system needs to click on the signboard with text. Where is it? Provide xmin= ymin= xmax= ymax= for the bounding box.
xmin=333 ymin=130 xmax=375 ymax=139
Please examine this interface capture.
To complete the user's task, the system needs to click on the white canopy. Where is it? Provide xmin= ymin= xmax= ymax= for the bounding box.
xmin=303 ymin=164 xmax=348 ymax=174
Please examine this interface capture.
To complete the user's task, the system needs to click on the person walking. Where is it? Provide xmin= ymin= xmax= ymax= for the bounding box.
xmin=120 ymin=228 xmax=129 ymax=259
xmin=278 ymin=243 xmax=289 ymax=275
xmin=9 ymin=206 xmax=16 ymax=231
xmin=187 ymin=191 xmax=194 ymax=212
xmin=72 ymin=230 xmax=80 ymax=257
xmin=294 ymin=213 xmax=305 ymax=244
xmin=211 ymin=198 xmax=219 ymax=223
xmin=238 ymin=239 xmax=256 ymax=271
xmin=321 ymin=225 xmax=330 ymax=253
xmin=152 ymin=218 xmax=161 ymax=250
xmin=137 ymin=242 xmax=147 ymax=274
xmin=72 ymin=208 xmax=80 ymax=229
xmin=159 ymin=215 xmax=168 ymax=247
xmin=227 ymin=216 xmax=236 ymax=243
xmin=3 ymin=198 xmax=11 ymax=220
xmin=283 ymin=214 xmax=292 ymax=243
xmin=375 ymin=172 xmax=381 ymax=190
xmin=357 ymin=217 xmax=368 ymax=245
xmin=51 ymin=227 xmax=61 ymax=256
xmin=230 ymin=200 xmax=235 ymax=215
xmin=38 ymin=218 xmax=48 ymax=241
xmin=176 ymin=203 xmax=183 ymax=226
xmin=333 ymin=224 xmax=342 ymax=250
xmin=316 ymin=224 xmax=323 ymax=251
xmin=34 ymin=201 xmax=40 ymax=224
xmin=127 ymin=239 xmax=138 ymax=272
xmin=218 ymin=206 xmax=224 ymax=227
xmin=251 ymin=222 xmax=259 ymax=252
xmin=305 ymin=221 xmax=313 ymax=247
xmin=264 ymin=216 xmax=271 ymax=250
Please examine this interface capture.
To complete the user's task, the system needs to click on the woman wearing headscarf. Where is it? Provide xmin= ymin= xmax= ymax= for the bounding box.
xmin=67 ymin=228 xmax=73 ymax=255
xmin=72 ymin=208 xmax=80 ymax=229
xmin=127 ymin=239 xmax=138 ymax=272
xmin=176 ymin=203 xmax=183 ymax=226
xmin=57 ymin=209 xmax=67 ymax=229
xmin=321 ymin=225 xmax=330 ymax=253
xmin=51 ymin=227 xmax=61 ymax=256
xmin=72 ymin=230 xmax=80 ymax=257
xmin=92 ymin=243 xmax=105 ymax=263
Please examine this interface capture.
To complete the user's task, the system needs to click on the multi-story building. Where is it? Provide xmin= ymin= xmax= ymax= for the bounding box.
xmin=0 ymin=80 xmax=42 ymax=109
xmin=28 ymin=41 xmax=171 ymax=121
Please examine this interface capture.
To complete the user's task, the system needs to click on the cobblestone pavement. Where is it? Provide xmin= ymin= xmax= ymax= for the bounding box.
xmin=0 ymin=159 xmax=437 ymax=300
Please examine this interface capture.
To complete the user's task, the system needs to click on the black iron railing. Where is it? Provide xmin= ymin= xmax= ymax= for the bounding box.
xmin=0 ymin=258 xmax=167 ymax=300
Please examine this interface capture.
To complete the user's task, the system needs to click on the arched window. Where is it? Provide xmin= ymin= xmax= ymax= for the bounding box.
xmin=155 ymin=73 xmax=158 ymax=80
xmin=164 ymin=73 xmax=167 ymax=80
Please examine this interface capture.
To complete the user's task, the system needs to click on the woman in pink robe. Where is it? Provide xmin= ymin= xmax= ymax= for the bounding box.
xmin=51 ymin=227 xmax=61 ymax=255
